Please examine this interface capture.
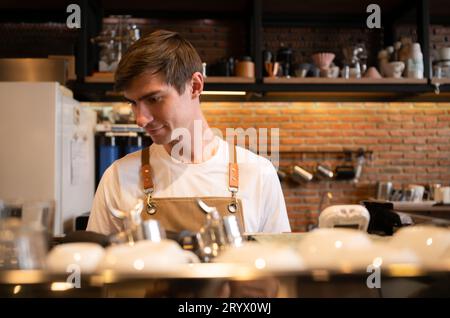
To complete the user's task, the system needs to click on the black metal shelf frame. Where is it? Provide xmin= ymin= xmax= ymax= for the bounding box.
xmin=69 ymin=0 xmax=448 ymax=101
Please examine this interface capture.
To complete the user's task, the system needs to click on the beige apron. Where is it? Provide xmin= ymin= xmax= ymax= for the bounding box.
xmin=139 ymin=143 xmax=244 ymax=233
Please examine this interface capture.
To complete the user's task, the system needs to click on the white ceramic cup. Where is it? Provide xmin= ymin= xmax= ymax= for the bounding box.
xmin=439 ymin=47 xmax=450 ymax=60
xmin=390 ymin=225 xmax=450 ymax=268
xmin=46 ymin=242 xmax=105 ymax=274
xmin=99 ymin=240 xmax=199 ymax=273
xmin=214 ymin=242 xmax=305 ymax=271
xmin=435 ymin=186 xmax=450 ymax=204
xmin=296 ymin=228 xmax=373 ymax=270
xmin=386 ymin=61 xmax=405 ymax=78
xmin=408 ymin=184 xmax=425 ymax=202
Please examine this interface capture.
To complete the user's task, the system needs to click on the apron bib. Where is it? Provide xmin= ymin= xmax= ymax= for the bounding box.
xmin=139 ymin=142 xmax=245 ymax=233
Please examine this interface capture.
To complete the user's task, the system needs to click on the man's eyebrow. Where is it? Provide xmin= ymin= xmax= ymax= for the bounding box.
xmin=123 ymin=96 xmax=135 ymax=104
xmin=123 ymin=90 xmax=163 ymax=104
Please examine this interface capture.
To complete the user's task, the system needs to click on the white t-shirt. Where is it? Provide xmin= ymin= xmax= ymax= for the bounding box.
xmin=87 ymin=137 xmax=291 ymax=235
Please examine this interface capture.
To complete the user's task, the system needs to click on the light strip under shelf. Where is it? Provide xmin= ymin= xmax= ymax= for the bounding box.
xmin=201 ymin=91 xmax=246 ymax=96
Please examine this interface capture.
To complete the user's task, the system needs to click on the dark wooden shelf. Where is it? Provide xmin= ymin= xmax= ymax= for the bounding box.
xmin=69 ymin=78 xmax=450 ymax=102
xmin=85 ymin=73 xmax=256 ymax=84
xmin=206 ymin=76 xmax=255 ymax=84
xmin=431 ymin=78 xmax=450 ymax=85
xmin=263 ymin=77 xmax=428 ymax=84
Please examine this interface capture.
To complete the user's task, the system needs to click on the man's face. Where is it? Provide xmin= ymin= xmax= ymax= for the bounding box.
xmin=123 ymin=72 xmax=193 ymax=145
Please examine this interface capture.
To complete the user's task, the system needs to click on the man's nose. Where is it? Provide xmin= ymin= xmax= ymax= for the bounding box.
xmin=134 ymin=103 xmax=153 ymax=128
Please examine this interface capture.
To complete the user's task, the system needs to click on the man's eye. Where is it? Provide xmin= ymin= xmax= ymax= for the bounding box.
xmin=147 ymin=96 xmax=162 ymax=103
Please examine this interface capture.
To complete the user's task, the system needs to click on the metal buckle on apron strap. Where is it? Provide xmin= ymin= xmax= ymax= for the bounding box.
xmin=228 ymin=187 xmax=238 ymax=213
xmin=144 ymin=188 xmax=157 ymax=215
xmin=228 ymin=156 xmax=239 ymax=213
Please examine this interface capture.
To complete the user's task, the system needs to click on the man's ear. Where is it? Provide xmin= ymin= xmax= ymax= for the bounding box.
xmin=190 ymin=72 xmax=204 ymax=99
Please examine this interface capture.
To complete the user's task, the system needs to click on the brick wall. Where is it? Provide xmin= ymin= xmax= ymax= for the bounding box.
xmin=103 ymin=18 xmax=248 ymax=65
xmin=2 ymin=18 xmax=450 ymax=70
xmin=202 ymin=101 xmax=450 ymax=232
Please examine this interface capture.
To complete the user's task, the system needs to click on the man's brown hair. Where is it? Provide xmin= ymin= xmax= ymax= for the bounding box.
xmin=115 ymin=30 xmax=202 ymax=94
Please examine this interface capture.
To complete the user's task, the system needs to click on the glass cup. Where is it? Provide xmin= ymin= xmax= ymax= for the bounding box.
xmin=434 ymin=65 xmax=443 ymax=78
xmin=141 ymin=219 xmax=166 ymax=242
xmin=402 ymin=188 xmax=416 ymax=202
xmin=0 ymin=218 xmax=48 ymax=270
xmin=377 ymin=181 xmax=393 ymax=201
xmin=223 ymin=215 xmax=243 ymax=247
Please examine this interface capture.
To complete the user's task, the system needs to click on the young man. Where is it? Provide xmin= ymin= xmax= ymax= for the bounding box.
xmin=87 ymin=30 xmax=290 ymax=235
